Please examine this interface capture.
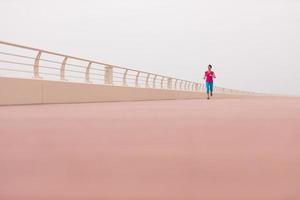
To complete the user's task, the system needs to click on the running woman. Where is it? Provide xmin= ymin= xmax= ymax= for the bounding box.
xmin=203 ymin=65 xmax=216 ymax=99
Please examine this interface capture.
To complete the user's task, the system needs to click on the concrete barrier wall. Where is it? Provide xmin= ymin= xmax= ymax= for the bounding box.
xmin=0 ymin=77 xmax=210 ymax=105
xmin=0 ymin=77 xmax=43 ymax=105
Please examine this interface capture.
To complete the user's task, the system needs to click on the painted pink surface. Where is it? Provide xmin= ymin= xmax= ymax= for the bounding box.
xmin=0 ymin=97 xmax=300 ymax=200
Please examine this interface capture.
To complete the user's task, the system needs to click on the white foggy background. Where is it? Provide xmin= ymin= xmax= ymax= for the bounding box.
xmin=0 ymin=0 xmax=299 ymax=95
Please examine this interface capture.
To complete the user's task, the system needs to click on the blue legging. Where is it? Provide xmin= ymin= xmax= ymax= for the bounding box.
xmin=206 ymin=82 xmax=214 ymax=94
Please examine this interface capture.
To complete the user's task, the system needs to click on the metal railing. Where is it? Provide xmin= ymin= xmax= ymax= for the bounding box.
xmin=0 ymin=40 xmax=253 ymax=95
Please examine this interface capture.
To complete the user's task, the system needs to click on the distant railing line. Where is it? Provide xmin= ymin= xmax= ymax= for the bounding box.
xmin=0 ymin=40 xmax=254 ymax=94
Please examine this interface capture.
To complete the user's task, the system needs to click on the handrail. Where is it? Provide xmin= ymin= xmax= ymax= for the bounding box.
xmin=0 ymin=40 xmax=253 ymax=95
xmin=0 ymin=40 xmax=170 ymax=77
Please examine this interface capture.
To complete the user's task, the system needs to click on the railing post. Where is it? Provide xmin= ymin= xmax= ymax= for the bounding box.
xmin=153 ymin=75 xmax=157 ymax=88
xmin=34 ymin=51 xmax=42 ymax=79
xmin=160 ymin=76 xmax=165 ymax=89
xmin=135 ymin=72 xmax=140 ymax=87
xmin=187 ymin=82 xmax=191 ymax=91
xmin=123 ymin=69 xmax=128 ymax=86
xmin=192 ymin=83 xmax=196 ymax=91
xmin=184 ymin=81 xmax=188 ymax=91
xmin=174 ymin=79 xmax=178 ymax=90
xmin=105 ymin=65 xmax=113 ymax=85
xmin=60 ymin=56 xmax=68 ymax=81
xmin=145 ymin=73 xmax=151 ymax=88
xmin=167 ymin=78 xmax=172 ymax=90
xmin=85 ymin=62 xmax=92 ymax=83
xmin=180 ymin=80 xmax=183 ymax=90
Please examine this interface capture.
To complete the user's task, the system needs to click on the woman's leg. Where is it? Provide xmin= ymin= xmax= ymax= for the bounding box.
xmin=206 ymin=82 xmax=210 ymax=99
xmin=210 ymin=82 xmax=214 ymax=96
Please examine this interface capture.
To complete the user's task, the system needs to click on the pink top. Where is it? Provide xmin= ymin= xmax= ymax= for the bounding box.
xmin=205 ymin=71 xmax=215 ymax=83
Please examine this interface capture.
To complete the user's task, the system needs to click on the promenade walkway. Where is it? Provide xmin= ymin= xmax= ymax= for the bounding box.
xmin=0 ymin=96 xmax=300 ymax=200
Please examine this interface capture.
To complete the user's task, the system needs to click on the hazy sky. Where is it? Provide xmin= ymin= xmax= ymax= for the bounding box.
xmin=0 ymin=0 xmax=299 ymax=95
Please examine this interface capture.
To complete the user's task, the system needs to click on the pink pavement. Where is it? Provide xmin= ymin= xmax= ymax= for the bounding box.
xmin=0 ymin=96 xmax=300 ymax=200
